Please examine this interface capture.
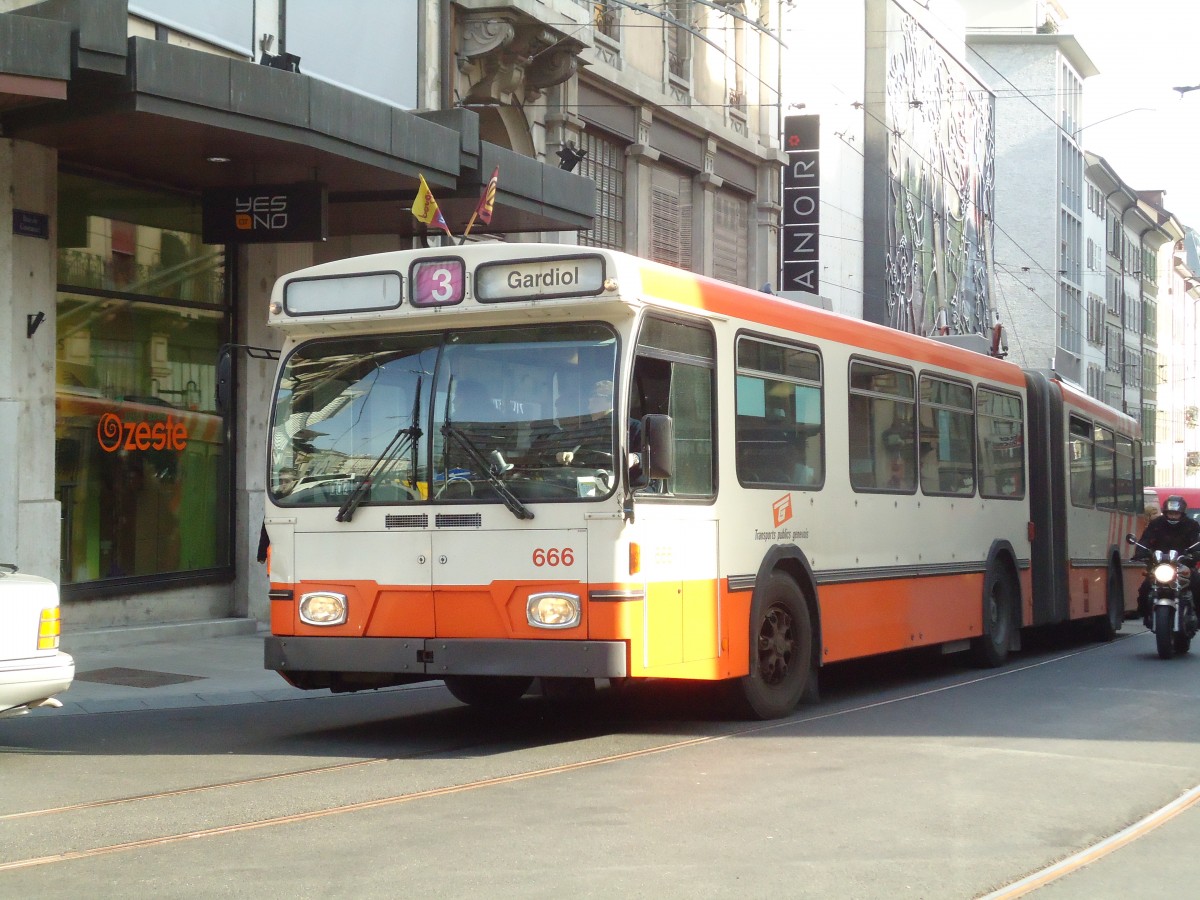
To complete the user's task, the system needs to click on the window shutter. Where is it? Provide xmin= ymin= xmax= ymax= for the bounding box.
xmin=650 ymin=168 xmax=693 ymax=270
xmin=713 ymin=192 xmax=748 ymax=285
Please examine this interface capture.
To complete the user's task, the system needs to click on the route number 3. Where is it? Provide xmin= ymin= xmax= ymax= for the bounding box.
xmin=532 ymin=548 xmax=575 ymax=567
xmin=411 ymin=259 xmax=465 ymax=307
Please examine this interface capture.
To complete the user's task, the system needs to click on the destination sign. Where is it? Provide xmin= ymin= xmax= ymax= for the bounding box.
xmin=475 ymin=255 xmax=605 ymax=303
xmin=284 ymin=271 xmax=402 ymax=315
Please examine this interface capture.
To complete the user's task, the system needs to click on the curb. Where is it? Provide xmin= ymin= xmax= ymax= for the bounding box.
xmin=61 ymin=617 xmax=262 ymax=654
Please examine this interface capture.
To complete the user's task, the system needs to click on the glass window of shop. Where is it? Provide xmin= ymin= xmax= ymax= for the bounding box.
xmin=55 ymin=174 xmax=230 ymax=588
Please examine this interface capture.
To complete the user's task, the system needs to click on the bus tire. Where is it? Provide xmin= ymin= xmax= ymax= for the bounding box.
xmin=1094 ymin=563 xmax=1123 ymax=642
xmin=971 ymin=564 xmax=1015 ymax=668
xmin=731 ymin=573 xmax=813 ymax=720
xmin=443 ymin=675 xmax=533 ymax=707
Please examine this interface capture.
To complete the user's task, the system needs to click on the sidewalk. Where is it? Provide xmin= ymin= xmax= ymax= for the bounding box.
xmin=50 ymin=619 xmax=307 ymax=715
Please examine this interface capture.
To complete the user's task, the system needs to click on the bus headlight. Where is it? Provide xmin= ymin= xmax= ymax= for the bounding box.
xmin=527 ymin=592 xmax=581 ymax=629
xmin=299 ymin=591 xmax=348 ymax=626
xmin=1153 ymin=563 xmax=1176 ymax=585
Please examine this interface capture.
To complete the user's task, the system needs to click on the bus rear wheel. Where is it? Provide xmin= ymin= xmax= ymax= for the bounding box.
xmin=443 ymin=675 xmax=533 ymax=708
xmin=731 ymin=573 xmax=813 ymax=720
xmin=1093 ymin=564 xmax=1124 ymax=642
xmin=971 ymin=565 xmax=1015 ymax=668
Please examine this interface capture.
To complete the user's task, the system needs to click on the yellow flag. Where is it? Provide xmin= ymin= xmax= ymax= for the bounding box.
xmin=412 ymin=175 xmax=451 ymax=236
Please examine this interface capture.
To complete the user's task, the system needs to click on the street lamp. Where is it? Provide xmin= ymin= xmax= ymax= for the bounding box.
xmin=1172 ymin=85 xmax=1200 ymax=97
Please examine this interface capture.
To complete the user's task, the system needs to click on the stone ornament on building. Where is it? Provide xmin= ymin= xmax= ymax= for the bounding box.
xmin=458 ymin=12 xmax=587 ymax=105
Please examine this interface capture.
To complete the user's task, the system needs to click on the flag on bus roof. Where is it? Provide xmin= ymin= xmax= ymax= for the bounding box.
xmin=475 ymin=166 xmax=499 ymax=225
xmin=412 ymin=174 xmax=452 ymax=237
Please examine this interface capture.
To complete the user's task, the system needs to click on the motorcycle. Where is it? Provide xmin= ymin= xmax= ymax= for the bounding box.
xmin=1126 ymin=535 xmax=1200 ymax=659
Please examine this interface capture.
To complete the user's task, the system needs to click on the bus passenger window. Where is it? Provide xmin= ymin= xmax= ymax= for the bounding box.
xmin=918 ymin=375 xmax=974 ymax=496
xmin=848 ymin=361 xmax=915 ymax=492
xmin=1068 ymin=416 xmax=1094 ymax=507
xmin=1093 ymin=425 xmax=1116 ymax=510
xmin=735 ymin=337 xmax=823 ymax=489
xmin=1115 ymin=435 xmax=1138 ymax=512
xmin=977 ymin=388 xmax=1025 ymax=500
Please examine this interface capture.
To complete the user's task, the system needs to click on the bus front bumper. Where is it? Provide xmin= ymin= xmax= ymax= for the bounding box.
xmin=264 ymin=636 xmax=628 ymax=679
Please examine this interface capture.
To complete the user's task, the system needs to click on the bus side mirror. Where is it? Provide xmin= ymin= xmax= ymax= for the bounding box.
xmin=215 ymin=344 xmax=233 ymax=414
xmin=641 ymin=414 xmax=674 ymax=480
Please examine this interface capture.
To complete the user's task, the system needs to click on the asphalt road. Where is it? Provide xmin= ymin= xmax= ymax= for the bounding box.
xmin=2 ymin=623 xmax=1199 ymax=898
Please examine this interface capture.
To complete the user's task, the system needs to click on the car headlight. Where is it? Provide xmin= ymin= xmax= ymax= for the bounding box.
xmin=1153 ymin=563 xmax=1176 ymax=585
xmin=299 ymin=591 xmax=348 ymax=626
xmin=527 ymin=592 xmax=581 ymax=629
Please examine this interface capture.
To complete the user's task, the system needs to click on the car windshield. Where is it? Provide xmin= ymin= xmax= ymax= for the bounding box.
xmin=269 ymin=323 xmax=619 ymax=509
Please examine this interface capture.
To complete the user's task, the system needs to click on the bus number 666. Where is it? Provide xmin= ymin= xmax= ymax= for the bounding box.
xmin=532 ymin=548 xmax=574 ymax=567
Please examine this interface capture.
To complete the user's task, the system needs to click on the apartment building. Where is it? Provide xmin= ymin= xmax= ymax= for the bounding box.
xmin=1157 ymin=230 xmax=1200 ymax=486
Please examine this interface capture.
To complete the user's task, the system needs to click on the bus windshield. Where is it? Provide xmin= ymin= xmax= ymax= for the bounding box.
xmin=270 ymin=322 xmax=620 ymax=509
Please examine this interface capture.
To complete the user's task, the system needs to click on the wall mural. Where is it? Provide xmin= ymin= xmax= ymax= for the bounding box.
xmin=885 ymin=10 xmax=995 ymax=337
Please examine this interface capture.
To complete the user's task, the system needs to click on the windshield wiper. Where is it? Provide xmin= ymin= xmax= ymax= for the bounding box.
xmin=440 ymin=421 xmax=533 ymax=521
xmin=336 ymin=376 xmax=423 ymax=522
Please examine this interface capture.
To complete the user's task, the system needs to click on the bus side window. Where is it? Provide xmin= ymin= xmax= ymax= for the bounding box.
xmin=1068 ymin=416 xmax=1094 ymax=507
xmin=977 ymin=388 xmax=1025 ymax=500
xmin=848 ymin=360 xmax=915 ymax=492
xmin=1093 ymin=424 xmax=1116 ymax=509
xmin=918 ymin=375 xmax=974 ymax=496
xmin=734 ymin=336 xmax=823 ymax=489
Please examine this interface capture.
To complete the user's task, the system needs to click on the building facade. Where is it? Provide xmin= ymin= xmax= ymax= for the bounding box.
xmin=0 ymin=0 xmax=783 ymax=630
xmin=780 ymin=0 xmax=996 ymax=338
xmin=963 ymin=1 xmax=1095 ymax=383
xmin=1156 ymin=230 xmax=1200 ymax=487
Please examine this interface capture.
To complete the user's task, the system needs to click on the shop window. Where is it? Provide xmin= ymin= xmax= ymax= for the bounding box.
xmin=55 ymin=174 xmax=230 ymax=588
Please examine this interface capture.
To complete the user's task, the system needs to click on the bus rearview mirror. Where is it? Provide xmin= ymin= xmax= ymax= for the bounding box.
xmin=642 ymin=414 xmax=674 ymax=480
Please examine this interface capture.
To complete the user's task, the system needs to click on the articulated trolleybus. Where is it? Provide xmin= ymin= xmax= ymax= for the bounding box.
xmin=260 ymin=243 xmax=1142 ymax=719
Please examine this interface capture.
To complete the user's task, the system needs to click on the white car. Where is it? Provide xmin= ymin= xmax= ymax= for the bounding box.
xmin=0 ymin=564 xmax=74 ymax=719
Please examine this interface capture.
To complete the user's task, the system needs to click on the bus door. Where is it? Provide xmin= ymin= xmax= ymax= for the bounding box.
xmin=635 ymin=513 xmax=721 ymax=669
xmin=628 ymin=316 xmax=720 ymax=673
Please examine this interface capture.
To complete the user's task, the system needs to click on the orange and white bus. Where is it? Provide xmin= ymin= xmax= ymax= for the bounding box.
xmin=258 ymin=243 xmax=1142 ymax=718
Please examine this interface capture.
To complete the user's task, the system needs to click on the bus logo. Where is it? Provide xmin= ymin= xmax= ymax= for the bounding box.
xmin=97 ymin=412 xmax=189 ymax=453
xmin=773 ymin=494 xmax=793 ymax=527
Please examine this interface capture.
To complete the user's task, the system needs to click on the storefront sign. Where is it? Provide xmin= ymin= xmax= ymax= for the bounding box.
xmin=13 ymin=210 xmax=50 ymax=239
xmin=781 ymin=115 xmax=820 ymax=294
xmin=202 ymin=183 xmax=327 ymax=244
xmin=97 ymin=412 xmax=189 ymax=453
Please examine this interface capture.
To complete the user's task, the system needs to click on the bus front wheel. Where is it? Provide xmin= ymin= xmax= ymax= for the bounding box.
xmin=731 ymin=573 xmax=813 ymax=720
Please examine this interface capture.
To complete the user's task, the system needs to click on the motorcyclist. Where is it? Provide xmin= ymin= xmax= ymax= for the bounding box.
xmin=1133 ymin=494 xmax=1200 ymax=627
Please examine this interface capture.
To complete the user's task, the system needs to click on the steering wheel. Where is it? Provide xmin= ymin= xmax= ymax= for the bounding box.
xmin=434 ymin=475 xmax=475 ymax=499
xmin=568 ymin=446 xmax=614 ymax=467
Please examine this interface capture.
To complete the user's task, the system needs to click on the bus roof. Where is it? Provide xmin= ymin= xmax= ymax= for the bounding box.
xmin=272 ymin=243 xmax=1028 ymax=387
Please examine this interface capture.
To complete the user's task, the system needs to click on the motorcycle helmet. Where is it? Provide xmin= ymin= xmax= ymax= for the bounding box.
xmin=1164 ymin=495 xmax=1187 ymax=524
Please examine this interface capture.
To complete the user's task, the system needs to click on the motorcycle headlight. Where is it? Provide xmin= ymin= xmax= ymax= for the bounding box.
xmin=299 ymin=591 xmax=348 ymax=626
xmin=1153 ymin=563 xmax=1176 ymax=585
xmin=527 ymin=592 xmax=581 ymax=629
